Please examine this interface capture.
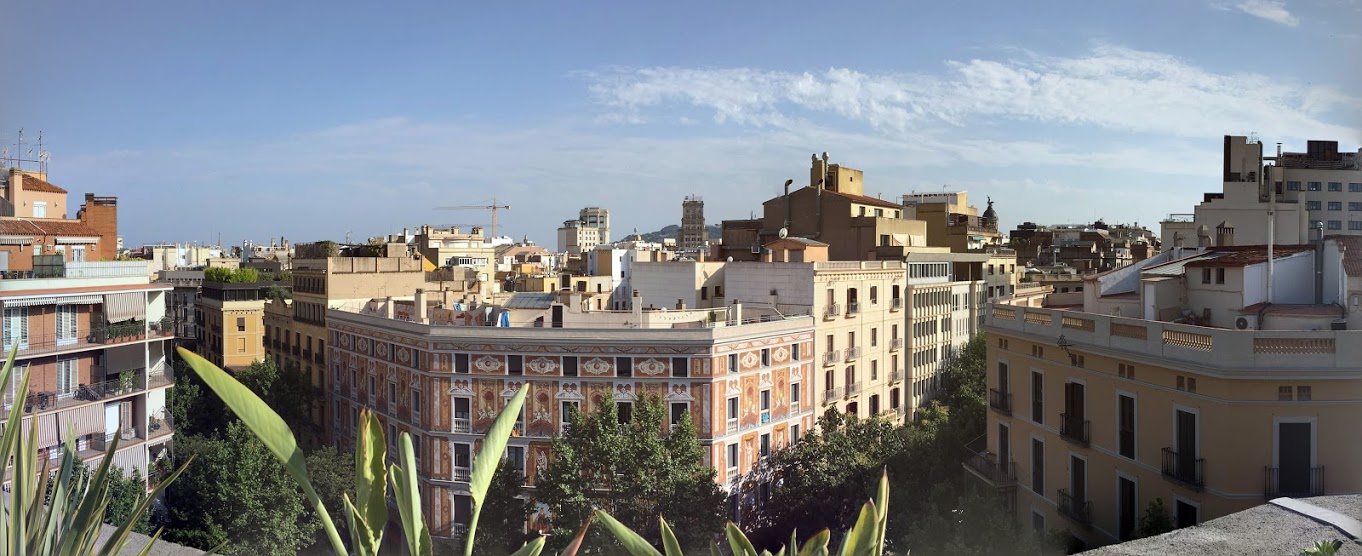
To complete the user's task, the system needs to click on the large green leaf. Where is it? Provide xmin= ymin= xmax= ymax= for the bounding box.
xmin=507 ymin=536 xmax=545 ymax=556
xmin=659 ymin=516 xmax=683 ymax=556
xmin=560 ymin=516 xmax=593 ymax=556
xmin=726 ymin=522 xmax=759 ymax=556
xmin=796 ymin=529 xmax=830 ymax=556
xmin=839 ymin=500 xmax=879 ymax=556
xmin=390 ymin=433 xmax=432 ymax=556
xmin=873 ymin=469 xmax=888 ymax=555
xmin=593 ymin=510 xmax=661 ymax=556
xmin=175 ymin=347 xmax=346 ymax=555
xmin=352 ymin=410 xmax=388 ymax=556
xmin=463 ymin=385 xmax=528 ymax=556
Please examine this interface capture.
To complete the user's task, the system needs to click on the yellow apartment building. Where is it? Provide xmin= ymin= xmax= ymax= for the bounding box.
xmin=972 ymin=238 xmax=1362 ymax=550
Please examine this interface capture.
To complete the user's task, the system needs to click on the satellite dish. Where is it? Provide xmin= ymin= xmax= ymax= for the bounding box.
xmin=778 ymin=228 xmax=788 ymax=239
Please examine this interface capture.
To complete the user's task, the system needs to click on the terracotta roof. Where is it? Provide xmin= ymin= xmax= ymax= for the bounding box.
xmin=0 ymin=218 xmax=101 ymax=238
xmin=826 ymin=189 xmax=903 ymax=209
xmin=19 ymin=176 xmax=67 ymax=194
xmin=1325 ymin=235 xmax=1362 ymax=276
xmin=1182 ymin=245 xmax=1314 ymax=268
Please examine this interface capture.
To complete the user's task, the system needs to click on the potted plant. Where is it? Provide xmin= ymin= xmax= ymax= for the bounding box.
xmin=119 ymin=371 xmax=134 ymax=394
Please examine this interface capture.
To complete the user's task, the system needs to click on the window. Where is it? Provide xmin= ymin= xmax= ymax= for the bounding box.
xmin=454 ymin=353 xmax=470 ymax=374
xmin=1329 ymin=182 xmax=1342 ymax=192
xmin=616 ymin=357 xmax=631 ymax=377
xmin=670 ymin=402 xmax=688 ymax=426
xmin=1287 ymin=181 xmax=1301 ymax=191
xmin=411 ymin=385 xmax=422 ymax=421
xmin=56 ymin=305 xmax=77 ymax=345
xmin=760 ymin=349 xmax=770 ymax=367
xmin=869 ymin=286 xmax=878 ymax=304
xmin=1031 ymin=371 xmax=1043 ymax=423
xmin=1307 ymin=201 xmax=1322 ymax=210
xmin=616 ymin=401 xmax=633 ymax=424
xmin=1278 ymin=385 xmax=1294 ymax=401
xmin=1175 ymin=500 xmax=1198 ymax=528
xmin=1201 ymin=268 xmax=1211 ymax=284
xmin=1351 ymin=222 xmax=1362 ymax=231
xmin=1032 ymin=511 xmax=1045 ymax=532
xmin=1296 ymin=385 xmax=1311 ymax=401
xmin=388 ymin=424 xmax=398 ymax=452
xmin=727 ymin=397 xmax=738 ymax=425
xmin=563 ymin=356 xmax=577 ymax=376
xmin=1119 ymin=363 xmax=1136 ymax=380
xmin=411 ymin=433 xmax=422 ymax=464
xmin=871 ymin=360 xmax=878 ymax=381
xmin=759 ymin=433 xmax=770 ymax=459
xmin=1187 ymin=377 xmax=1197 ymax=393
xmin=508 ymin=355 xmax=523 ymax=375
xmin=368 ymin=375 xmax=375 ymax=403
xmin=8 ymin=306 xmax=33 ymax=349
xmin=1309 ymin=181 xmax=1322 ymax=191
xmin=1215 ymin=268 xmax=1225 ymax=284
xmin=237 ymin=337 xmax=246 ymax=353
xmin=1329 ymin=220 xmax=1343 ymax=230
xmin=728 ymin=353 xmax=738 ymax=374
xmin=672 ymin=357 xmax=688 ymax=378
xmin=1118 ymin=394 xmax=1135 ymax=459
xmin=790 ymin=382 xmax=801 ymax=410
xmin=56 ymin=359 xmax=76 ymax=398
xmin=1031 ymin=438 xmax=1044 ymax=494
xmin=387 ymin=381 xmax=396 ymax=411
xmin=726 ymin=443 xmax=738 ymax=472
xmin=1329 ymin=201 xmax=1343 ymax=211
xmin=792 ymin=343 xmax=801 ymax=361
xmin=506 ymin=446 xmax=526 ymax=477
xmin=237 ymin=317 xmax=246 ymax=332
xmin=790 ymin=423 xmax=800 ymax=445
xmin=700 ymin=287 xmax=708 ymax=300
xmin=561 ymin=400 xmax=579 ymax=432
xmin=759 ymin=390 xmax=771 ymax=423
xmin=1352 ymin=183 xmax=1362 ymax=193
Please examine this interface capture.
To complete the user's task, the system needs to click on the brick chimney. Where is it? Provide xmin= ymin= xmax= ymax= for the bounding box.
xmin=77 ymin=193 xmax=118 ymax=261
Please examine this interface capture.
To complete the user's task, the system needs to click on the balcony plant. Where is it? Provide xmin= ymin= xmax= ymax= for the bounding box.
xmin=119 ymin=370 xmax=135 ymax=394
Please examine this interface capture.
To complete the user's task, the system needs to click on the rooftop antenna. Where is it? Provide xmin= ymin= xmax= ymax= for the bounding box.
xmin=14 ymin=128 xmax=23 ymax=171
xmin=36 ymin=130 xmax=49 ymax=175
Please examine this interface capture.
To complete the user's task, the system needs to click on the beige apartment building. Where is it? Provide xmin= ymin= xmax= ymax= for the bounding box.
xmin=416 ymin=226 xmax=497 ymax=287
xmin=901 ymin=191 xmax=1004 ymax=252
xmin=195 ymin=280 xmax=270 ymax=371
xmin=263 ymin=243 xmax=433 ymax=444
xmin=327 ymin=292 xmax=815 ymax=541
xmin=973 ymin=238 xmax=1362 ymax=551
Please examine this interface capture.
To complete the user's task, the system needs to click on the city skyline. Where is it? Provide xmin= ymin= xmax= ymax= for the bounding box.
xmin=2 ymin=1 xmax=1359 ymax=248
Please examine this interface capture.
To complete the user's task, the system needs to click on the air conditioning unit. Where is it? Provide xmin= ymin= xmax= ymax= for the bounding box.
xmin=1331 ymin=319 xmax=1347 ymax=331
xmin=1234 ymin=315 xmax=1257 ymax=330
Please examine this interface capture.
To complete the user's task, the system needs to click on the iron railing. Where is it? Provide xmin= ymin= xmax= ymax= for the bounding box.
xmin=1264 ymin=466 xmax=1324 ymax=498
xmin=891 ymin=298 xmax=903 ymax=311
xmin=823 ymin=387 xmax=844 ymax=405
xmin=962 ymin=441 xmax=1017 ymax=487
xmin=823 ymin=350 xmax=841 ymax=366
xmin=1056 ymin=489 xmax=1092 ymax=525
xmin=1161 ymin=448 xmax=1205 ymax=490
xmin=988 ymin=389 xmax=1012 ymax=415
xmin=846 ymin=302 xmax=860 ymax=316
xmin=890 ymin=337 xmax=904 ymax=351
xmin=823 ymin=303 xmax=842 ymax=319
xmin=1060 ymin=413 xmax=1090 ymax=446
xmin=845 ymin=346 xmax=863 ymax=361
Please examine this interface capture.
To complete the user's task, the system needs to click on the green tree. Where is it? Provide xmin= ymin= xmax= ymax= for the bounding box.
xmin=46 ymin=458 xmax=153 ymax=535
xmin=164 ymin=422 xmax=319 ymax=555
xmin=534 ymin=396 xmax=724 ymax=553
xmin=236 ymin=358 xmax=318 ymax=441
xmin=1134 ymin=498 xmax=1174 ymax=539
xmin=476 ymin=460 xmax=535 ymax=555
xmin=304 ymin=446 xmax=355 ymax=548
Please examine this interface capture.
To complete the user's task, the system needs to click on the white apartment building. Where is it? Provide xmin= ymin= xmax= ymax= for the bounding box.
xmin=1162 ymin=136 xmax=1361 ymax=249
xmin=904 ymin=257 xmax=984 ymax=408
xmin=556 ymin=207 xmax=611 ymax=255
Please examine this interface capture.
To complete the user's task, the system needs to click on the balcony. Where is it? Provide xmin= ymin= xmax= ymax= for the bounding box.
xmin=889 ymin=369 xmax=904 ymax=383
xmin=962 ymin=437 xmax=1017 ymax=488
xmin=891 ymin=298 xmax=903 ymax=311
xmin=1056 ymin=489 xmax=1092 ymax=526
xmin=822 ymin=350 xmax=841 ymax=367
xmin=823 ymin=387 xmax=843 ymax=405
xmin=148 ymin=411 xmax=175 ymax=440
xmin=271 ymin=338 xmax=281 ymax=350
xmin=451 ymin=523 xmax=468 ymax=544
xmin=890 ymin=337 xmax=903 ymax=351
xmin=846 ymin=382 xmax=862 ymax=397
xmin=1161 ymin=448 xmax=1205 ymax=490
xmin=1264 ymin=466 xmax=1324 ymax=498
xmin=303 ymin=349 xmax=313 ymax=362
xmin=846 ymin=302 xmax=860 ymax=317
xmin=845 ymin=346 xmax=863 ymax=362
xmin=1059 ymin=413 xmax=1090 ymax=446
xmin=5 ymin=372 xmax=147 ymax=417
xmin=988 ymin=389 xmax=1012 ymax=416
xmin=5 ymin=322 xmax=163 ymax=360
xmin=453 ymin=466 xmax=471 ymax=482
xmin=0 ymin=260 xmax=149 ymax=282
xmin=823 ymin=303 xmax=842 ymax=320
xmin=314 ymin=353 xmax=325 ymax=365
xmin=452 ymin=417 xmax=472 ymax=434
xmin=291 ymin=346 xmax=301 ymax=357
xmin=726 ymin=418 xmax=738 ymax=434
xmin=147 ymin=361 xmax=174 ymax=389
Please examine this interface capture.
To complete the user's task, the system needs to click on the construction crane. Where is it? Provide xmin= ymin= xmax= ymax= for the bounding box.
xmin=435 ymin=198 xmax=511 ymax=238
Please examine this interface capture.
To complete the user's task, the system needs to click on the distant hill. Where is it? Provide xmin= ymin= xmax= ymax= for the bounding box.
xmin=638 ymin=224 xmax=721 ymax=243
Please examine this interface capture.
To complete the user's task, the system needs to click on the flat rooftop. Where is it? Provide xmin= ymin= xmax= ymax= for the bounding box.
xmin=1085 ymin=496 xmax=1362 ymax=556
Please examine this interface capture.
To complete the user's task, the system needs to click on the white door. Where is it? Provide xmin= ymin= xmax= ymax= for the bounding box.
xmin=56 ymin=306 xmax=77 ymax=346
xmin=104 ymin=403 xmax=120 ymax=441
xmin=4 ymin=308 xmax=28 ymax=351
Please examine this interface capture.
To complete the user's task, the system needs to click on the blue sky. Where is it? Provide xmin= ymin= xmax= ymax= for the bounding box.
xmin=2 ymin=1 xmax=1359 ymax=248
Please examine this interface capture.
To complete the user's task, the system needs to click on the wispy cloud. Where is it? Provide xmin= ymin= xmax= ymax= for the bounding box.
xmin=585 ymin=44 xmax=1355 ymax=142
xmin=1225 ymin=0 xmax=1300 ymax=26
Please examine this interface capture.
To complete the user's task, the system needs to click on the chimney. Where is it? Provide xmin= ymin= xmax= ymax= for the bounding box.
xmin=676 ymin=298 xmax=686 ymax=310
xmin=730 ymin=299 xmax=743 ymax=325
xmin=632 ymin=289 xmax=643 ymax=323
xmin=415 ymin=288 xmax=428 ymax=323
xmin=384 ymin=296 xmax=395 ymax=319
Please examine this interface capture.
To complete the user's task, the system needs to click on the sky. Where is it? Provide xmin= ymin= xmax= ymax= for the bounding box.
xmin=2 ymin=1 xmax=1360 ymax=249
